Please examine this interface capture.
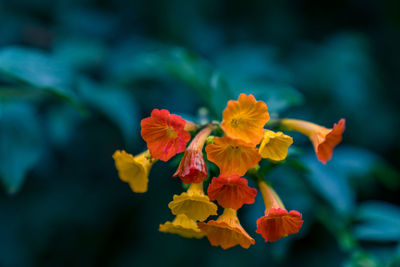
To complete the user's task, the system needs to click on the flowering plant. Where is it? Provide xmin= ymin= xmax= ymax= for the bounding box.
xmin=113 ymin=93 xmax=345 ymax=249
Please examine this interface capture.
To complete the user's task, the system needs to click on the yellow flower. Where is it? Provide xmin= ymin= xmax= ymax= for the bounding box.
xmin=159 ymin=214 xmax=205 ymax=239
xmin=168 ymin=182 xmax=218 ymax=221
xmin=258 ymin=130 xmax=293 ymax=161
xmin=112 ymin=150 xmax=156 ymax=193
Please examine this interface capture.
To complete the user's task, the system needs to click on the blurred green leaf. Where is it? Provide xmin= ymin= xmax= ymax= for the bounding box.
xmin=331 ymin=147 xmax=400 ymax=190
xmin=0 ymin=46 xmax=81 ymax=106
xmin=77 ymin=78 xmax=139 ymax=146
xmin=344 ymin=250 xmax=380 ymax=267
xmin=107 ymin=41 xmax=232 ymax=117
xmin=215 ymin=44 xmax=292 ymax=85
xmin=301 ymin=154 xmax=355 ymax=216
xmin=353 ymin=201 xmax=400 ymax=242
xmin=53 ymin=37 xmax=108 ymax=71
xmin=239 ymin=83 xmax=304 ymax=114
xmin=45 ymin=104 xmax=82 ymax=147
xmin=214 ymin=45 xmax=303 ymax=114
xmin=0 ymin=102 xmax=43 ymax=193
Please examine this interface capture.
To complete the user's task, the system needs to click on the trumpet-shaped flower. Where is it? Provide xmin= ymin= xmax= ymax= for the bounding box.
xmin=280 ymin=118 xmax=345 ymax=164
xmin=256 ymin=181 xmax=303 ymax=242
xmin=221 ymin=94 xmax=269 ymax=145
xmin=198 ymin=208 xmax=255 ymax=249
xmin=141 ymin=109 xmax=191 ymax=161
xmin=258 ymin=130 xmax=293 ymax=161
xmin=205 ymin=136 xmax=261 ymax=176
xmin=173 ymin=125 xmax=213 ymax=184
xmin=207 ymin=174 xmax=257 ymax=210
xmin=159 ymin=214 xmax=205 ymax=239
xmin=168 ymin=182 xmax=218 ymax=221
xmin=112 ymin=150 xmax=156 ymax=193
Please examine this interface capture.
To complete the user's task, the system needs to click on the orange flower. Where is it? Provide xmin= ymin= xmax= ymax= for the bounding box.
xmin=280 ymin=118 xmax=345 ymax=164
xmin=205 ymin=136 xmax=261 ymax=176
xmin=221 ymin=94 xmax=269 ymax=145
xmin=141 ymin=109 xmax=191 ymax=161
xmin=198 ymin=208 xmax=255 ymax=249
xmin=257 ymin=208 xmax=303 ymax=242
xmin=207 ymin=174 xmax=257 ymax=210
xmin=173 ymin=125 xmax=213 ymax=184
xmin=256 ymin=181 xmax=303 ymax=242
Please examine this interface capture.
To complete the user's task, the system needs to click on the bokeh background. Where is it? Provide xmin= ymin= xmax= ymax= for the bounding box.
xmin=1 ymin=0 xmax=400 ymax=266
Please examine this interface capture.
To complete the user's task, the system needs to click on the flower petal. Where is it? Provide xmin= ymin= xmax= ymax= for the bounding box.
xmin=221 ymin=94 xmax=269 ymax=145
xmin=141 ymin=109 xmax=191 ymax=161
xmin=207 ymin=174 xmax=257 ymax=210
xmin=256 ymin=208 xmax=303 ymax=242
xmin=259 ymin=130 xmax=293 ymax=161
xmin=205 ymin=136 xmax=261 ymax=176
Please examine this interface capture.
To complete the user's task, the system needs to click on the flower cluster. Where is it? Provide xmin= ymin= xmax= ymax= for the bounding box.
xmin=113 ymin=94 xmax=345 ymax=249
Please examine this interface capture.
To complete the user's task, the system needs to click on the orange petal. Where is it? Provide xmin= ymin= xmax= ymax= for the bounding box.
xmin=221 ymin=94 xmax=269 ymax=145
xmin=198 ymin=208 xmax=255 ymax=249
xmin=316 ymin=119 xmax=346 ymax=164
xmin=280 ymin=118 xmax=346 ymax=164
xmin=205 ymin=136 xmax=261 ymax=176
xmin=207 ymin=174 xmax=257 ymax=210
xmin=141 ymin=109 xmax=191 ymax=161
xmin=256 ymin=208 xmax=303 ymax=242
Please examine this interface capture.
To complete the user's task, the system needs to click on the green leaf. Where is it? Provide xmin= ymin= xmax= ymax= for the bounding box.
xmin=300 ymin=154 xmax=355 ymax=216
xmin=45 ymin=104 xmax=82 ymax=147
xmin=53 ymin=37 xmax=108 ymax=71
xmin=107 ymin=41 xmax=232 ymax=116
xmin=215 ymin=44 xmax=291 ymax=85
xmin=77 ymin=78 xmax=139 ymax=146
xmin=0 ymin=102 xmax=43 ymax=193
xmin=0 ymin=46 xmax=80 ymax=105
xmin=331 ymin=147 xmax=400 ymax=190
xmin=353 ymin=201 xmax=400 ymax=242
xmin=237 ymin=82 xmax=304 ymax=114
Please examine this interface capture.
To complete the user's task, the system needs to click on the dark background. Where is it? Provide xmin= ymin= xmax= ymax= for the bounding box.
xmin=1 ymin=0 xmax=400 ymax=266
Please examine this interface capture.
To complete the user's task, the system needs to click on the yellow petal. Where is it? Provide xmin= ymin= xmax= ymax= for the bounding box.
xmin=159 ymin=214 xmax=205 ymax=239
xmin=168 ymin=182 xmax=218 ymax=221
xmin=258 ymin=130 xmax=293 ymax=161
xmin=112 ymin=150 xmax=154 ymax=193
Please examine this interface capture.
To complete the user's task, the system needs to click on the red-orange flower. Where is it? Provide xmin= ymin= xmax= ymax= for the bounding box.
xmin=207 ymin=174 xmax=257 ymax=210
xmin=221 ymin=94 xmax=269 ymax=145
xmin=198 ymin=208 xmax=255 ymax=249
xmin=280 ymin=118 xmax=346 ymax=164
xmin=205 ymin=136 xmax=261 ymax=176
xmin=256 ymin=181 xmax=303 ymax=242
xmin=141 ymin=109 xmax=191 ymax=161
xmin=173 ymin=125 xmax=213 ymax=184
xmin=256 ymin=208 xmax=303 ymax=242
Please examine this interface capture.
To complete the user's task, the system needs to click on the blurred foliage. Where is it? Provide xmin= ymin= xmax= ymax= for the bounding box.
xmin=0 ymin=0 xmax=400 ymax=266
